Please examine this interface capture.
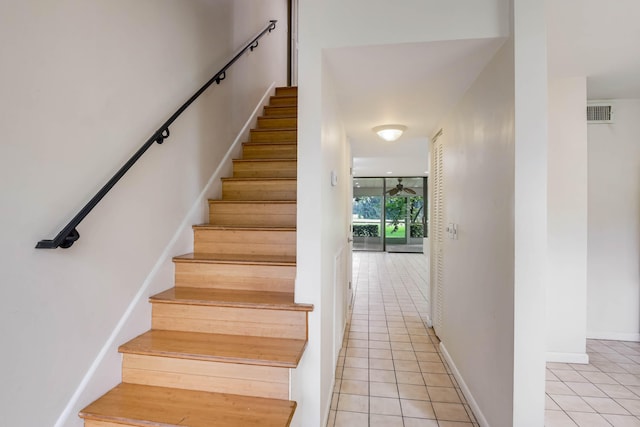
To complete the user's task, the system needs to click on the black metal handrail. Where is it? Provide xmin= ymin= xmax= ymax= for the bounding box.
xmin=36 ymin=20 xmax=278 ymax=249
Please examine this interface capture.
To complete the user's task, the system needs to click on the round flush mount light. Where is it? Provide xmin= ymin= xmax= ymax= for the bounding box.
xmin=373 ymin=124 xmax=407 ymax=142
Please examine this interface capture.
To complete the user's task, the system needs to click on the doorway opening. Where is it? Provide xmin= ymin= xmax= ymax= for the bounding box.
xmin=352 ymin=177 xmax=427 ymax=253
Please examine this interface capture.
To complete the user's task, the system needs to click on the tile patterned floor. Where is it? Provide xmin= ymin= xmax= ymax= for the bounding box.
xmin=546 ymin=340 xmax=640 ymax=426
xmin=327 ymin=252 xmax=480 ymax=427
xmin=331 ymin=252 xmax=640 ymax=427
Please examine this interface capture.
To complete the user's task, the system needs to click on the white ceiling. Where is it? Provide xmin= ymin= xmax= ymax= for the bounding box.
xmin=547 ymin=0 xmax=640 ymax=99
xmin=324 ymin=38 xmax=505 ymax=177
xmin=328 ymin=2 xmax=640 ymax=178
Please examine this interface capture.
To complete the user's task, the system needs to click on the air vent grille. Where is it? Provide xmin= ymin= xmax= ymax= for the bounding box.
xmin=587 ymin=105 xmax=613 ymax=123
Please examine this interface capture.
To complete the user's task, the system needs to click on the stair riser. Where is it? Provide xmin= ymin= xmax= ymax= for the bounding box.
xmin=257 ymin=117 xmax=297 ymax=129
xmin=174 ymin=262 xmax=295 ymax=293
xmin=194 ymin=229 xmax=295 ymax=257
xmin=275 ymin=87 xmax=298 ymax=97
xmin=250 ymin=129 xmax=296 ymax=143
xmin=242 ymin=143 xmax=297 ymax=160
xmin=233 ymin=160 xmax=296 ymax=179
xmin=209 ymin=202 xmax=296 ymax=227
xmin=222 ymin=180 xmax=296 ymax=201
xmin=269 ymin=96 xmax=297 ymax=107
xmin=152 ymin=304 xmax=308 ymax=340
xmin=263 ymin=106 xmax=297 ymax=117
xmin=122 ymin=354 xmax=289 ymax=400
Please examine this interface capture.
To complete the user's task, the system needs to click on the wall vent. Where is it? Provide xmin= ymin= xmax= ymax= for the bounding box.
xmin=587 ymin=104 xmax=613 ymax=123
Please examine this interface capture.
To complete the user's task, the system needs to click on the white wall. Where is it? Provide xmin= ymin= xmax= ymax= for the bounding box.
xmin=587 ymin=99 xmax=640 ymax=341
xmin=296 ymin=1 xmax=510 ymax=425
xmin=546 ymin=77 xmax=589 ymax=363
xmin=436 ymin=39 xmax=515 ymax=427
xmin=0 ymin=2 xmax=287 ymax=426
xmin=291 ymin=55 xmax=351 ymax=427
xmin=512 ymin=0 xmax=548 ymax=424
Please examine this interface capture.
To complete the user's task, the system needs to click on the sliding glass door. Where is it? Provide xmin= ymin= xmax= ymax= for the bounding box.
xmin=353 ymin=177 xmax=426 ymax=253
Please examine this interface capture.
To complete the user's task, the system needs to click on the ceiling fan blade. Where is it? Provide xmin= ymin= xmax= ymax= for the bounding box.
xmin=404 ymin=188 xmax=416 ymax=194
xmin=389 ymin=188 xmax=399 ymax=196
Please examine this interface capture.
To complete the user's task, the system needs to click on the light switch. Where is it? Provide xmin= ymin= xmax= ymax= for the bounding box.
xmin=331 ymin=170 xmax=338 ymax=186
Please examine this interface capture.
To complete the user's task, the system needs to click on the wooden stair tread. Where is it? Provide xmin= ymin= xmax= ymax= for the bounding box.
xmin=79 ymin=383 xmax=296 ymax=427
xmin=120 ymin=330 xmax=307 ymax=367
xmin=221 ymin=177 xmax=296 ymax=182
xmin=208 ymin=200 xmax=296 ymax=204
xmin=233 ymin=158 xmax=296 ymax=163
xmin=192 ymin=224 xmax=296 ymax=231
xmin=150 ymin=287 xmax=313 ymax=312
xmin=173 ymin=253 xmax=296 ymax=266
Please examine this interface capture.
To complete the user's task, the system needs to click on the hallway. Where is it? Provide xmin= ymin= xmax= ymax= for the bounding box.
xmin=329 ymin=253 xmax=640 ymax=426
xmin=328 ymin=251 xmax=480 ymax=426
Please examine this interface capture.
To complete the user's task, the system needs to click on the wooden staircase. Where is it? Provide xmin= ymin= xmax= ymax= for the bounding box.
xmin=80 ymin=87 xmax=310 ymax=427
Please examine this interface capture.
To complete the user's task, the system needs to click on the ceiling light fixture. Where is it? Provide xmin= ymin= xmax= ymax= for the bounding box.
xmin=373 ymin=124 xmax=407 ymax=142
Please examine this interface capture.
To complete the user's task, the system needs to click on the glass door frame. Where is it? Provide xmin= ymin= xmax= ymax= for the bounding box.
xmin=352 ymin=176 xmax=427 ymax=253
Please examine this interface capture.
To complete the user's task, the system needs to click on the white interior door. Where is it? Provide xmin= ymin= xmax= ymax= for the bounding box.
xmin=431 ymin=139 xmax=444 ymax=337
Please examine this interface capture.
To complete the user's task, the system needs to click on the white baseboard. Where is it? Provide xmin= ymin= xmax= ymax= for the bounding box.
xmin=439 ymin=342 xmax=490 ymax=427
xmin=53 ymin=82 xmax=276 ymax=427
xmin=587 ymin=332 xmax=640 ymax=342
xmin=546 ymin=352 xmax=589 ymax=364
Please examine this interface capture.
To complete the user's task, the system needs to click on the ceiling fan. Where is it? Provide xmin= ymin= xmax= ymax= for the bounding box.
xmin=386 ymin=178 xmax=416 ymax=196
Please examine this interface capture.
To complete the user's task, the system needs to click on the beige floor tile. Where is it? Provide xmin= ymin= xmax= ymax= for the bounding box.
xmin=396 ymin=371 xmax=425 ymax=385
xmin=370 ymin=396 xmax=402 ymax=416
xmin=369 ymin=349 xmax=393 ymax=359
xmin=331 ymin=393 xmax=338 ymax=410
xmin=548 ymin=362 xmax=575 ymax=370
xmin=611 ymin=373 xmax=640 ymax=386
xmin=392 ymin=350 xmax=418 ymax=361
xmin=348 ymin=339 xmax=368 ymax=348
xmin=601 ymin=414 xmax=640 ymax=426
xmin=344 ymin=357 xmax=368 ymax=369
xmin=334 ymin=410 xmax=368 ymax=427
xmin=437 ymin=422 xmax=474 ymax=427
xmin=567 ymin=412 xmax=611 ymax=427
xmin=394 ymin=359 xmax=421 ymax=372
xmin=583 ymin=396 xmax=631 ymax=415
xmin=420 ymin=361 xmax=448 ymax=374
xmin=546 ymin=394 xmax=562 ymax=410
xmin=416 ymin=351 xmax=442 ymax=362
xmin=401 ymin=399 xmax=436 ymax=419
xmin=342 ymin=367 xmax=369 ymax=381
xmin=565 ymin=381 xmax=608 ymax=397
xmin=424 ymin=373 xmax=454 ymax=387
xmin=369 ymin=340 xmax=391 ymax=350
xmin=340 ymin=380 xmax=369 ymax=396
xmin=370 ymin=358 xmax=395 ymax=370
xmin=326 ymin=409 xmax=336 ymax=427
xmin=370 ymin=332 xmax=390 ymax=341
xmin=370 ymin=369 xmax=397 ymax=383
xmin=545 ymin=410 xmax=578 ymax=426
xmin=398 ymin=383 xmax=430 ymax=400
xmin=403 ymin=417 xmax=439 ymax=427
xmin=349 ymin=332 xmax=368 ymax=341
xmin=549 ymin=395 xmax=595 ymax=412
xmin=391 ymin=341 xmax=414 ymax=351
xmin=580 ymin=370 xmax=620 ymax=385
xmin=346 ymin=347 xmax=368 ymax=358
xmin=597 ymin=384 xmax=639 ymax=399
xmin=432 ymin=402 xmax=471 ymax=422
xmin=390 ymin=334 xmax=412 ymax=343
xmin=428 ymin=386 xmax=462 ymax=403
xmin=370 ymin=381 xmax=399 ymax=398
xmin=370 ymin=414 xmax=403 ymax=427
xmin=547 ymin=381 xmax=578 ymax=395
xmin=552 ymin=369 xmax=589 ymax=383
xmin=337 ymin=394 xmax=369 ymax=413
xmin=616 ymin=399 xmax=640 ymax=415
